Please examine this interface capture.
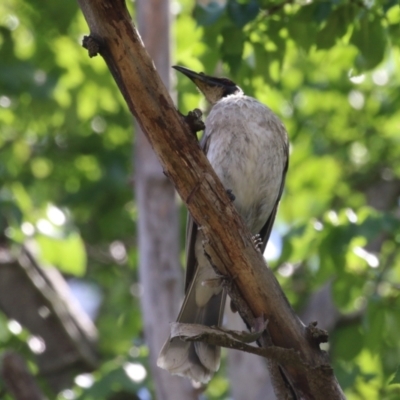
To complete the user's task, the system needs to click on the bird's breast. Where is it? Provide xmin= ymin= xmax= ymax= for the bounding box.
xmin=205 ymin=95 xmax=287 ymax=233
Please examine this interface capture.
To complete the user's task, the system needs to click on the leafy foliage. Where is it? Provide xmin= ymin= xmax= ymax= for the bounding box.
xmin=1 ymin=0 xmax=400 ymax=398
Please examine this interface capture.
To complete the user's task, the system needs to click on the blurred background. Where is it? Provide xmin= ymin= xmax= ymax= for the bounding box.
xmin=1 ymin=0 xmax=400 ymax=399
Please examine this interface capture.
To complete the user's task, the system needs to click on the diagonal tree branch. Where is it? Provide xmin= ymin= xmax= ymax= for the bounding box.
xmin=76 ymin=1 xmax=345 ymax=398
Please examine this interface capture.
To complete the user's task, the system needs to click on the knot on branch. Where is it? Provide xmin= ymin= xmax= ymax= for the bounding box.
xmin=306 ymin=321 xmax=329 ymax=345
xmin=82 ymin=35 xmax=101 ymax=58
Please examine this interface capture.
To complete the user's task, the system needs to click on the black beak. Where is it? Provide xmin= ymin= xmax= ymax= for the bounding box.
xmin=173 ymin=65 xmax=217 ymax=86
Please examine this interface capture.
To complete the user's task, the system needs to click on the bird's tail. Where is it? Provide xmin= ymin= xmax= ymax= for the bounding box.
xmin=157 ymin=268 xmax=226 ymax=383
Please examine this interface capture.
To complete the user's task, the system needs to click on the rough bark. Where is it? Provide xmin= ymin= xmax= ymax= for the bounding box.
xmin=134 ymin=0 xmax=197 ymax=399
xmin=77 ymin=1 xmax=345 ymax=398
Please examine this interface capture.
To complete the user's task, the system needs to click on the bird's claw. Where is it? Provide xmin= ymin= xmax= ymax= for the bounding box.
xmin=226 ymin=189 xmax=235 ymax=201
xmin=252 ymin=234 xmax=263 ymax=253
xmin=181 ymin=108 xmax=205 ymax=137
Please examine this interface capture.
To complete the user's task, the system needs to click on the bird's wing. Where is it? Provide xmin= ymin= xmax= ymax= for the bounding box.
xmin=185 ymin=125 xmax=288 ymax=285
xmin=258 ymin=139 xmax=289 ymax=253
xmin=184 ymin=131 xmax=212 ymax=292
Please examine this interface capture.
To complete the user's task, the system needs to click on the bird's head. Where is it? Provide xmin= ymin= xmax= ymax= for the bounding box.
xmin=173 ymin=66 xmax=243 ymax=105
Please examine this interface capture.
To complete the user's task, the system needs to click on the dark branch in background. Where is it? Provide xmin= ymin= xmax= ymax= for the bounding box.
xmin=0 ymin=247 xmax=98 ymax=393
xmin=77 ymin=1 xmax=345 ymax=398
xmin=0 ymin=352 xmax=44 ymax=400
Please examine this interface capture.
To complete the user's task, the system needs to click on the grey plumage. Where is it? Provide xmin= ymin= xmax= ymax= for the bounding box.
xmin=157 ymin=67 xmax=289 ymax=383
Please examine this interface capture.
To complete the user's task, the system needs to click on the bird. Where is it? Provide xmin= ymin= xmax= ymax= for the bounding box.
xmin=157 ymin=65 xmax=289 ymax=383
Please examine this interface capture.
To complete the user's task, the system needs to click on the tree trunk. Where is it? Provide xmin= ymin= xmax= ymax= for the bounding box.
xmin=226 ymin=306 xmax=276 ymax=400
xmin=134 ymin=1 xmax=197 ymax=399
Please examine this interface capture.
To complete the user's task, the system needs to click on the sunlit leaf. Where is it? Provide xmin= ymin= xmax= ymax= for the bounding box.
xmin=36 ymin=232 xmax=87 ymax=276
xmin=390 ymin=365 xmax=400 ymax=385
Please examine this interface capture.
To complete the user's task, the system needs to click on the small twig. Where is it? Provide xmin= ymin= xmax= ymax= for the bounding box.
xmin=171 ymin=322 xmax=307 ymax=369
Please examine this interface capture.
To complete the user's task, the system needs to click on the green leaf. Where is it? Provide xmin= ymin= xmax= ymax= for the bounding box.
xmin=193 ymin=2 xmax=226 ymax=26
xmin=36 ymin=232 xmax=87 ymax=276
xmin=313 ymin=1 xmax=333 ymax=23
xmin=76 ymin=362 xmax=142 ymax=399
xmin=221 ymin=26 xmax=245 ymax=74
xmin=350 ymin=15 xmax=387 ymax=71
xmin=363 ymin=297 xmax=386 ymax=353
xmin=316 ymin=4 xmax=357 ymax=49
xmin=221 ymin=26 xmax=245 ymax=56
xmin=227 ymin=0 xmax=259 ymax=28
xmin=266 ymin=19 xmax=287 ymax=71
xmin=357 ymin=213 xmax=385 ymax=242
xmin=0 ymin=199 xmax=23 ymax=228
xmin=320 ymin=224 xmax=355 ymax=270
xmin=200 ymin=21 xmax=222 ymax=72
xmin=383 ymin=0 xmax=399 ymax=13
xmin=388 ymin=22 xmax=400 ymax=46
xmin=334 ymin=362 xmax=360 ymax=390
xmin=332 ymin=324 xmax=364 ymax=361
xmin=287 ymin=4 xmax=320 ymax=51
xmin=253 ymin=43 xmax=274 ymax=83
xmin=0 ymin=27 xmax=15 ymax=63
xmin=332 ymin=272 xmax=364 ymax=310
xmin=390 ymin=365 xmax=400 ymax=385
